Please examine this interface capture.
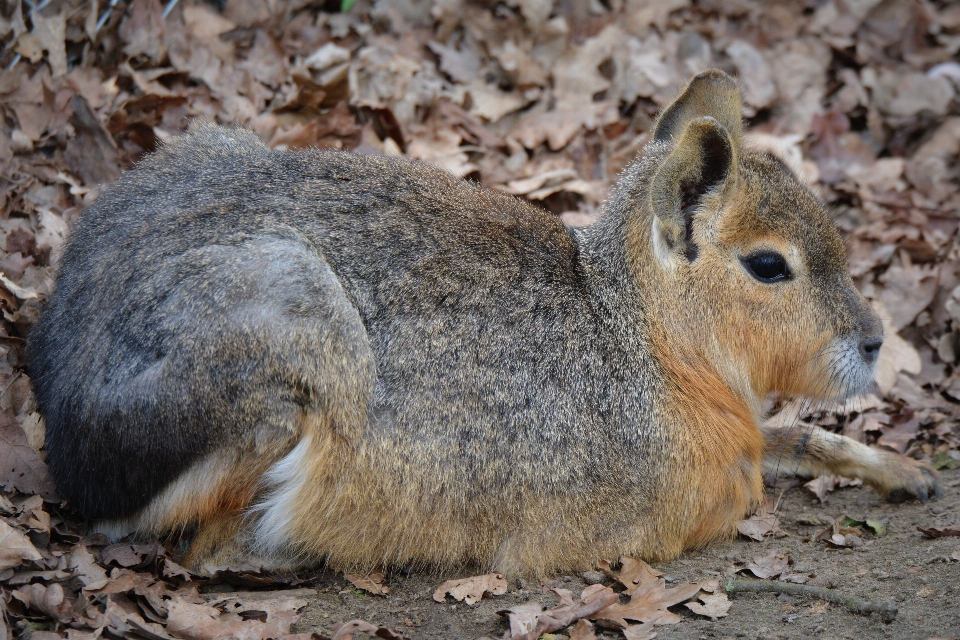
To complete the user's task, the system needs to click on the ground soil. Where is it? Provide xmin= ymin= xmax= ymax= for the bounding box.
xmin=286 ymin=469 xmax=960 ymax=640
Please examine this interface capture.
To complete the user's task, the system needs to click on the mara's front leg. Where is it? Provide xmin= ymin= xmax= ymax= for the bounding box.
xmin=761 ymin=424 xmax=941 ymax=501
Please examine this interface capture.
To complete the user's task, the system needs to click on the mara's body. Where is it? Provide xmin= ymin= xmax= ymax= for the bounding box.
xmin=29 ymin=71 xmax=938 ymax=575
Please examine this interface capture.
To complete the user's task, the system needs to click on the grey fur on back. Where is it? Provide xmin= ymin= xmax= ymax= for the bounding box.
xmin=29 ymin=123 xmax=665 ymax=523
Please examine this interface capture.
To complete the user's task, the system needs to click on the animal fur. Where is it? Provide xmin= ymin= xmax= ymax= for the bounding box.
xmin=29 ymin=70 xmax=939 ymax=576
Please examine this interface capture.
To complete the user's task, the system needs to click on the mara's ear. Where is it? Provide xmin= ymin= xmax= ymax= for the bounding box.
xmin=654 ymin=69 xmax=742 ymax=148
xmin=649 ymin=116 xmax=735 ymax=265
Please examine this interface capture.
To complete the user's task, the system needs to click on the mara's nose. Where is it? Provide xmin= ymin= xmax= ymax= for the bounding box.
xmin=860 ymin=335 xmax=883 ymax=363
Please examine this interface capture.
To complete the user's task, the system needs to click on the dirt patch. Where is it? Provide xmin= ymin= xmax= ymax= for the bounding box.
xmin=288 ymin=469 xmax=960 ymax=639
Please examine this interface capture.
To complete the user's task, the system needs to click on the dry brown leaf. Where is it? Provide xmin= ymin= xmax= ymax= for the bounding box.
xmin=433 ymin=572 xmax=507 ymax=605
xmin=0 ymin=410 xmax=58 ymax=499
xmin=737 ymin=502 xmax=781 ymax=542
xmin=568 ymin=618 xmax=597 ymax=640
xmin=12 ymin=582 xmax=73 ymax=622
xmin=917 ymin=526 xmax=960 ymax=538
xmin=344 ymin=571 xmax=388 ymax=596
xmin=744 ymin=550 xmax=789 ymax=580
xmin=68 ymin=544 xmax=110 ymax=591
xmin=119 ymin=0 xmax=166 ymax=62
xmin=166 ymin=599 xmax=266 ymax=640
xmin=804 ymin=475 xmax=862 ymax=502
xmin=0 ymin=519 xmax=42 ymax=572
xmin=500 ymin=583 xmax=619 ymax=640
xmin=428 ymin=40 xmax=481 ymax=84
xmin=592 ymin=557 xmax=704 ymax=626
xmin=726 ymin=39 xmax=775 ymax=112
xmin=684 ymin=592 xmax=731 ymax=620
xmin=877 ymin=419 xmax=921 ymax=454
xmin=30 ymin=10 xmax=67 ymax=78
xmin=877 ymin=262 xmax=939 ymax=332
xmin=500 ymin=601 xmax=544 ymax=638
xmin=101 ymin=542 xmax=162 ymax=568
xmin=621 ymin=623 xmax=657 ymax=640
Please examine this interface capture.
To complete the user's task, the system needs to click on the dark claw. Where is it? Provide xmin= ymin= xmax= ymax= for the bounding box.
xmin=887 ymin=489 xmax=912 ymax=503
xmin=934 ymin=482 xmax=943 ymax=500
xmin=918 ymin=487 xmax=928 ymax=503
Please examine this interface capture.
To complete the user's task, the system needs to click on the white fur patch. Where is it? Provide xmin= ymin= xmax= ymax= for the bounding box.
xmin=251 ymin=436 xmax=312 ymax=554
xmin=651 ymin=217 xmax=678 ymax=271
xmin=94 ymin=451 xmax=235 ymax=539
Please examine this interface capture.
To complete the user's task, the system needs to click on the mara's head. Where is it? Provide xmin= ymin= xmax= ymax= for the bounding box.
xmin=621 ymin=69 xmax=882 ymax=403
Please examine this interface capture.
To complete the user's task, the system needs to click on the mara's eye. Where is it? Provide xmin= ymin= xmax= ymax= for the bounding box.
xmin=742 ymin=251 xmax=791 ymax=283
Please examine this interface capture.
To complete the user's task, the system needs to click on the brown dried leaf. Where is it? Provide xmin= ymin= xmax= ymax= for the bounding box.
xmin=68 ymin=544 xmax=110 ymax=591
xmin=433 ymin=572 xmax=506 ymax=605
xmin=0 ymin=518 xmax=42 ymax=572
xmin=877 ymin=262 xmax=938 ymax=332
xmin=917 ymin=526 xmax=960 ymax=538
xmin=101 ymin=542 xmax=161 ymax=568
xmin=119 ymin=0 xmax=166 ymax=62
xmin=878 ymin=418 xmax=921 ymax=454
xmin=593 ymin=558 xmax=703 ymax=626
xmin=737 ymin=502 xmax=781 ymax=542
xmin=344 ymin=571 xmax=388 ymax=596
xmin=684 ymin=592 xmax=731 ymax=620
xmin=166 ymin=599 xmax=265 ymax=640
xmin=12 ymin=582 xmax=73 ymax=622
xmin=0 ymin=409 xmax=58 ymax=499
xmin=568 ymin=618 xmax=597 ymax=640
xmin=804 ymin=475 xmax=862 ymax=502
xmin=744 ymin=550 xmax=789 ymax=580
xmin=501 ymin=584 xmax=619 ymax=640
xmin=621 ymin=623 xmax=657 ymax=640
xmin=64 ymin=95 xmax=120 ymax=187
xmin=30 ymin=10 xmax=67 ymax=78
xmin=427 ymin=40 xmax=481 ymax=84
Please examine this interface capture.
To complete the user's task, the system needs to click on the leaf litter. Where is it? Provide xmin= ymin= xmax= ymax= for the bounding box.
xmin=2 ymin=0 xmax=960 ymax=636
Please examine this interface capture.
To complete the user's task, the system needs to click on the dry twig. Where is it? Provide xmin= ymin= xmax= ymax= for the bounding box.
xmin=724 ymin=577 xmax=897 ymax=622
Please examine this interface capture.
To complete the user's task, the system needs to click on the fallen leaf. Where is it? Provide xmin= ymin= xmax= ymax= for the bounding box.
xmin=166 ymin=598 xmax=266 ymax=640
xmin=119 ymin=0 xmax=166 ymax=62
xmin=0 ymin=410 xmax=58 ymax=499
xmin=621 ymin=623 xmax=657 ymax=640
xmin=744 ymin=551 xmax=789 ymax=580
xmin=68 ymin=544 xmax=110 ymax=591
xmin=101 ymin=542 xmax=161 ymax=569
xmin=803 ymin=475 xmax=862 ymax=503
xmin=684 ymin=592 xmax=731 ymax=620
xmin=0 ymin=519 xmax=42 ymax=572
xmin=737 ymin=500 xmax=781 ymax=541
xmin=30 ymin=10 xmax=67 ymax=77
xmin=329 ymin=619 xmax=408 ymax=640
xmin=433 ymin=572 xmax=507 ymax=605
xmin=917 ymin=526 xmax=960 ymax=538
xmin=12 ymin=582 xmax=73 ymax=622
xmin=568 ymin=618 xmax=597 ymax=640
xmin=500 ymin=583 xmax=619 ymax=640
xmin=877 ymin=419 xmax=921 ymax=454
xmin=344 ymin=571 xmax=388 ymax=596
xmin=593 ymin=558 xmax=704 ymax=626
xmin=877 ymin=262 xmax=938 ymax=332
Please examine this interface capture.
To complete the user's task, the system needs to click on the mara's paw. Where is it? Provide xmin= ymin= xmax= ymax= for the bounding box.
xmin=873 ymin=451 xmax=941 ymax=503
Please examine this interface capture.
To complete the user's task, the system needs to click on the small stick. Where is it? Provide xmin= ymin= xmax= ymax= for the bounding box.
xmin=724 ymin=577 xmax=897 ymax=623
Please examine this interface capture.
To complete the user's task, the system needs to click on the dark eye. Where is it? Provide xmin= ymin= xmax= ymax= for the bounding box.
xmin=742 ymin=251 xmax=791 ymax=283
